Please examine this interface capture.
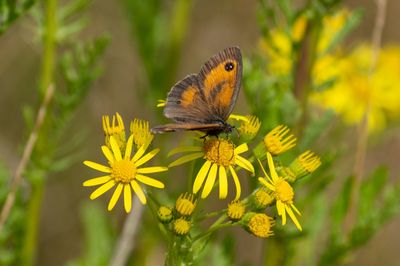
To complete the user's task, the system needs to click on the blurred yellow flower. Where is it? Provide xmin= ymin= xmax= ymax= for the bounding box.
xmin=83 ymin=135 xmax=167 ymax=212
xmin=312 ymin=45 xmax=400 ymax=132
xmin=168 ymin=137 xmax=254 ymax=200
xmin=259 ymin=9 xmax=350 ymax=76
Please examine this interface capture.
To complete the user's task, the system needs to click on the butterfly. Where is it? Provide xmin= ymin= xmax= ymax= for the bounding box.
xmin=151 ymin=47 xmax=242 ymax=136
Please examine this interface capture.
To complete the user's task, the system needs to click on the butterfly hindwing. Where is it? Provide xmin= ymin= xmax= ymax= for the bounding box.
xmin=198 ymin=47 xmax=242 ymax=121
xmin=151 ymin=123 xmax=224 ymax=134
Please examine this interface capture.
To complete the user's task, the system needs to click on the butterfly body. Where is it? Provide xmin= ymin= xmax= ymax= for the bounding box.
xmin=151 ymin=47 xmax=242 ymax=136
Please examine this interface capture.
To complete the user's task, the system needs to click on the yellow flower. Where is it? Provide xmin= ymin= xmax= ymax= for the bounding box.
xmin=168 ymin=137 xmax=254 ymax=200
xmin=83 ymin=135 xmax=167 ymax=212
xmin=227 ymin=200 xmax=245 ymax=221
xmin=264 ymin=125 xmax=296 ymax=155
xmin=130 ymin=118 xmax=154 ymax=149
xmin=243 ymin=212 xmax=275 ymax=238
xmin=312 ymin=44 xmax=400 ymax=132
xmin=175 ymin=193 xmax=197 ymax=216
xmin=173 ymin=218 xmax=191 ymax=235
xmin=238 ymin=115 xmax=261 ymax=141
xmin=259 ymin=9 xmax=350 ymax=77
xmin=278 ymin=150 xmax=321 ymax=182
xmin=258 ymin=153 xmax=302 ymax=231
xmin=102 ymin=112 xmax=126 ymax=150
xmin=157 ymin=206 xmax=173 ymax=223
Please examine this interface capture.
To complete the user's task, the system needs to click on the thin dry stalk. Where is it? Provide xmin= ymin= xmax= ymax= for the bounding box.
xmin=0 ymin=84 xmax=55 ymax=233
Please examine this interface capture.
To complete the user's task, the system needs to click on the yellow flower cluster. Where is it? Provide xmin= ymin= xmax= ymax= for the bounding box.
xmin=259 ymin=9 xmax=350 ymax=76
xmin=83 ymin=113 xmax=167 ymax=213
xmin=312 ymin=45 xmax=400 ymax=132
xmin=157 ymin=192 xmax=197 ymax=236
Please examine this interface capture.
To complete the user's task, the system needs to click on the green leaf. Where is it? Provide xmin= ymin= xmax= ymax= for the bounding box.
xmin=0 ymin=0 xmax=37 ymax=34
xmin=358 ymin=167 xmax=388 ymax=221
xmin=331 ymin=175 xmax=354 ymax=237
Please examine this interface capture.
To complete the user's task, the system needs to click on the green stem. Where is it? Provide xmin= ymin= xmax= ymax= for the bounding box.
xmin=21 ymin=181 xmax=45 ymax=266
xmin=192 ymin=214 xmax=229 ymax=242
xmin=39 ymin=0 xmax=58 ymax=95
xmin=22 ymin=0 xmax=57 ymax=264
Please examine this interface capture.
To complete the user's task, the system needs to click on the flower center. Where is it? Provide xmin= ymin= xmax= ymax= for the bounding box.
xmin=203 ymin=138 xmax=235 ymax=167
xmin=274 ymin=178 xmax=294 ymax=203
xmin=111 ymin=159 xmax=136 ymax=183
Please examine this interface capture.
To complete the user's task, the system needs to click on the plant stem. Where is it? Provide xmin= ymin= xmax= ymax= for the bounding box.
xmin=22 ymin=181 xmax=45 ymax=266
xmin=110 ymin=198 xmax=144 ymax=266
xmin=293 ymin=17 xmax=320 ymax=137
xmin=0 ymin=85 xmax=54 ymax=234
xmin=39 ymin=0 xmax=58 ymax=95
xmin=345 ymin=0 xmax=386 ymax=232
xmin=21 ymin=0 xmax=58 ymax=264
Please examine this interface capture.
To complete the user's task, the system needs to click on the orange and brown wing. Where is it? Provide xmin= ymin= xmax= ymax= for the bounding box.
xmin=163 ymin=74 xmax=212 ymax=124
xmin=151 ymin=123 xmax=223 ymax=134
xmin=198 ymin=47 xmax=242 ymax=121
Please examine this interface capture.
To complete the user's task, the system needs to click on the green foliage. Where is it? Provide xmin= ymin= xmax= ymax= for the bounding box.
xmin=0 ymin=0 xmax=36 ymax=34
xmin=123 ymin=0 xmax=193 ymax=107
xmin=66 ymin=203 xmax=115 ymax=266
xmin=319 ymin=168 xmax=400 ymax=266
xmin=0 ymin=161 xmax=26 ymax=266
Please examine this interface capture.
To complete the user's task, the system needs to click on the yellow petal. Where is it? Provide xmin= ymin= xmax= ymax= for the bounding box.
xmin=257 ymin=159 xmax=272 ymax=182
xmin=110 ymin=136 xmax=122 ymax=161
xmin=130 ymin=180 xmax=146 ymax=204
xmin=229 ymin=114 xmax=249 ymax=122
xmin=291 ymin=204 xmax=301 ymax=216
xmin=108 ymin=183 xmax=123 ymax=211
xmin=83 ymin=175 xmax=111 ymax=186
xmin=136 ymin=174 xmax=164 ymax=188
xmin=137 ymin=166 xmax=168 ymax=174
xmin=258 ymin=177 xmax=275 ymax=191
xmin=193 ymin=161 xmax=211 ymax=194
xmin=285 ymin=205 xmax=302 ymax=231
xmin=90 ymin=180 xmax=115 ymax=200
xmin=229 ymin=166 xmax=241 ymax=200
xmin=167 ymin=146 xmax=202 ymax=157
xmin=124 ymin=184 xmax=132 ymax=212
xmin=124 ymin=135 xmax=134 ymax=159
xmin=236 ymin=155 xmax=254 ymax=174
xmin=201 ymin=163 xmax=218 ymax=198
xmin=84 ymin=161 xmax=111 ymax=173
xmin=101 ymin=146 xmax=114 ymax=163
xmin=168 ymin=152 xmax=204 ymax=167
xmin=267 ymin=152 xmax=279 ymax=180
xmin=131 ymin=144 xmax=146 ymax=162
xmin=277 ymin=200 xmax=286 ymax=225
xmin=135 ymin=148 xmax=159 ymax=167
xmin=219 ymin=166 xmax=228 ymax=199
xmin=235 ymin=143 xmax=248 ymax=155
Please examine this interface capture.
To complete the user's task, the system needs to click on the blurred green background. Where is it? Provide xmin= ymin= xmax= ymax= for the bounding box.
xmin=1 ymin=0 xmax=400 ymax=265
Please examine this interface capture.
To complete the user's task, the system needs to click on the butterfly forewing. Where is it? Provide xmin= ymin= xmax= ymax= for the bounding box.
xmin=164 ymin=74 xmax=212 ymax=124
xmin=198 ymin=47 xmax=242 ymax=121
